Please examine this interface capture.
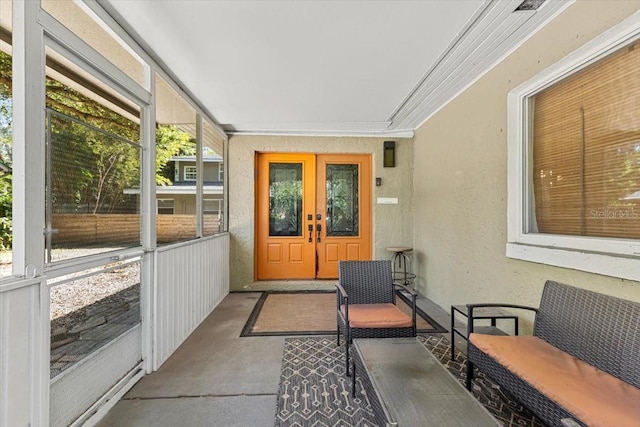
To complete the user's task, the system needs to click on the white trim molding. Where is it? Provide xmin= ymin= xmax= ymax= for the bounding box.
xmin=507 ymin=10 xmax=640 ymax=282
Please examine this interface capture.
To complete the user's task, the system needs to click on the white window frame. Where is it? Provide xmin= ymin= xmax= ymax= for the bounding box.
xmin=204 ymin=198 xmax=223 ymax=215
xmin=184 ymin=165 xmax=197 ymax=181
xmin=157 ymin=199 xmax=175 ymax=214
xmin=507 ymin=12 xmax=640 ymax=282
xmin=218 ymin=162 xmax=224 ymax=182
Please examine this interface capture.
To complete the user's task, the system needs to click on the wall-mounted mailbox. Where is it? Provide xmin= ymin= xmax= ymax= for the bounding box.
xmin=383 ymin=141 xmax=395 ymax=167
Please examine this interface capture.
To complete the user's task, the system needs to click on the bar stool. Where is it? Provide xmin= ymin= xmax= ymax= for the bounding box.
xmin=385 ymin=246 xmax=416 ymax=286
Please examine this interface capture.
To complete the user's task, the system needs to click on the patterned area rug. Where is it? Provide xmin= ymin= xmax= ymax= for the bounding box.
xmin=274 ymin=335 xmax=546 ymax=427
xmin=274 ymin=336 xmax=377 ymax=426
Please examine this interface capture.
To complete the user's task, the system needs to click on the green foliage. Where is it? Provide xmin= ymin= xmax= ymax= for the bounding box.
xmin=0 ymin=52 xmax=12 ymax=250
xmin=49 ymin=113 xmax=141 ymax=214
xmin=0 ymin=172 xmax=11 ymax=251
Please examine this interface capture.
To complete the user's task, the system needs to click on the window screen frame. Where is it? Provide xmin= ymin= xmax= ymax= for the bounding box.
xmin=506 ymin=15 xmax=640 ymax=281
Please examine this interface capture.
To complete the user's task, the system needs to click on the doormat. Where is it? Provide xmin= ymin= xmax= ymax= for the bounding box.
xmin=240 ymin=290 xmax=446 ymax=337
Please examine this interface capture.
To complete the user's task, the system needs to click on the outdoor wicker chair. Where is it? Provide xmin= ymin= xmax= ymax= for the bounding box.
xmin=336 ymin=260 xmax=417 ymax=376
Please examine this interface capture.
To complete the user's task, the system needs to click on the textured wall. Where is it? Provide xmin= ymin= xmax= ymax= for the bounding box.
xmin=228 ymin=135 xmax=413 ymax=290
xmin=412 ymin=0 xmax=640 ymax=317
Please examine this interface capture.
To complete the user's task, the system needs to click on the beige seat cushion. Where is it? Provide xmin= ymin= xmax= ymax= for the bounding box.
xmin=470 ymin=334 xmax=640 ymax=427
xmin=341 ymin=303 xmax=413 ymax=328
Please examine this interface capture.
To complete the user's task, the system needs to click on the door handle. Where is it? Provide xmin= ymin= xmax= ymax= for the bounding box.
xmin=316 ymin=223 xmax=322 ymax=243
xmin=308 ymin=224 xmax=313 ymax=243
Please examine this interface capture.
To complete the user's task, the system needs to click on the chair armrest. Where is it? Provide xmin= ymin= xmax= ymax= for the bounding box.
xmin=335 ymin=283 xmax=349 ymax=299
xmin=466 ymin=303 xmax=538 ymax=317
xmin=394 ymin=283 xmax=417 ymax=331
xmin=466 ymin=303 xmax=538 ymax=335
xmin=336 ymin=283 xmax=349 ymax=321
xmin=394 ymin=283 xmax=417 ymax=297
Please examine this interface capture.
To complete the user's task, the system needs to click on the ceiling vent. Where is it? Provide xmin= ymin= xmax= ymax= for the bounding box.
xmin=515 ymin=0 xmax=545 ymax=11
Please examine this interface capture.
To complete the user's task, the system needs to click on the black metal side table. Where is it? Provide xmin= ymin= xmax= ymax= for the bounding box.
xmin=450 ymin=305 xmax=519 ymax=360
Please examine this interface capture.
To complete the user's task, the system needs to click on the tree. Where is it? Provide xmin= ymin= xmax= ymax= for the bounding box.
xmin=156 ymin=125 xmax=194 ymax=186
xmin=0 ymin=52 xmax=12 ymax=250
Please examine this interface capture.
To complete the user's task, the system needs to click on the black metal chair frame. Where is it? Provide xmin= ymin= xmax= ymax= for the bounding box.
xmin=336 ymin=260 xmax=417 ymax=376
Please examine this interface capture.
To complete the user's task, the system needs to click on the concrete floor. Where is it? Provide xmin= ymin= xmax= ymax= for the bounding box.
xmin=96 ymin=290 xmax=455 ymax=427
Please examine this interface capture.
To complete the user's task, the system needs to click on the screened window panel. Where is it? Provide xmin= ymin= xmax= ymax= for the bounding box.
xmin=531 ymin=41 xmax=640 ymax=239
xmin=203 ymin=120 xmax=226 ymax=236
xmin=155 ymin=74 xmax=197 ymax=244
xmin=44 ymin=44 xmax=143 ymax=264
xmin=47 ymin=109 xmax=141 ymax=263
xmin=49 ymin=260 xmax=141 ymax=378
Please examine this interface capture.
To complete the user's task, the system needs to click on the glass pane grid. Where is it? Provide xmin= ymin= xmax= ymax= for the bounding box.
xmin=326 ymin=164 xmax=358 ymax=237
xmin=269 ymin=163 xmax=302 ymax=237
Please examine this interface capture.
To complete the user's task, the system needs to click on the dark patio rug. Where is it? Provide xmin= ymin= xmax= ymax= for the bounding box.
xmin=274 ymin=335 xmax=546 ymax=427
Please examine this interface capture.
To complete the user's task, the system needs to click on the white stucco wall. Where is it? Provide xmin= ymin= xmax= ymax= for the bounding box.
xmin=228 ymin=135 xmax=413 ymax=290
xmin=412 ymin=0 xmax=640 ymax=317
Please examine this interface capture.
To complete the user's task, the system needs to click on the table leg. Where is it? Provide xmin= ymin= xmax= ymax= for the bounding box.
xmin=450 ymin=309 xmax=455 ymax=360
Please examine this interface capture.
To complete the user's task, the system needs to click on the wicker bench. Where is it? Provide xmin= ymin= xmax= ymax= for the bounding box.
xmin=465 ymin=280 xmax=640 ymax=427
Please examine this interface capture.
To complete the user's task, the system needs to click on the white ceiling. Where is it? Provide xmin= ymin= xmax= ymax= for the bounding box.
xmin=101 ymin=0 xmax=572 ymax=136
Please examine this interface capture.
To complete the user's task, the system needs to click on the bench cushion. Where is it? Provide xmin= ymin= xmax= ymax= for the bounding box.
xmin=341 ymin=303 xmax=412 ymax=328
xmin=470 ymin=334 xmax=640 ymax=427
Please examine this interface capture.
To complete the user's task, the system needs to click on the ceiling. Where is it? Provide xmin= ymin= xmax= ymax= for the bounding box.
xmin=101 ymin=0 xmax=572 ymax=137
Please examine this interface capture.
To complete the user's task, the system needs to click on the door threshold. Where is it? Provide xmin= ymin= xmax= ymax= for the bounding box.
xmin=241 ymin=280 xmax=337 ymax=292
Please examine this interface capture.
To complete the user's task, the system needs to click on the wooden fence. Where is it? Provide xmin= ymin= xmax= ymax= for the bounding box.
xmin=52 ymin=214 xmax=222 ymax=245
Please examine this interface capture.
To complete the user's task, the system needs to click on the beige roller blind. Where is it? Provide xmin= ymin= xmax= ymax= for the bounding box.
xmin=532 ymin=41 xmax=640 ymax=239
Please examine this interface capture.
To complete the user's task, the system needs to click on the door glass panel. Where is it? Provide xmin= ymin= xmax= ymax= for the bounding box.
xmin=269 ymin=163 xmax=302 ymax=236
xmin=326 ymin=164 xmax=358 ymax=236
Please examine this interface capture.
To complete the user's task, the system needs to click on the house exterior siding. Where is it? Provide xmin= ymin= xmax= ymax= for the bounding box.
xmin=174 ymin=160 xmax=222 ymax=183
xmin=412 ymin=0 xmax=640 ymax=322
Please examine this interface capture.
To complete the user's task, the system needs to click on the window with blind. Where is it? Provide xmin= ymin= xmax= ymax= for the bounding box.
xmin=531 ymin=41 xmax=640 ymax=240
xmin=507 ymin=17 xmax=640 ymax=281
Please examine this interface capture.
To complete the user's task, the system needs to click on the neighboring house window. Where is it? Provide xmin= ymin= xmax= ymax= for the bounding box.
xmin=204 ymin=199 xmax=222 ymax=215
xmin=218 ymin=163 xmax=224 ymax=182
xmin=507 ymin=19 xmax=640 ymax=281
xmin=184 ymin=166 xmax=197 ymax=181
xmin=157 ymin=199 xmax=175 ymax=215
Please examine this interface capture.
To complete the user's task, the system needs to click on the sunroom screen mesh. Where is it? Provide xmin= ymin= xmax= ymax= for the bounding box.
xmin=47 ymin=110 xmax=141 ymax=261
xmin=531 ymin=41 xmax=640 ymax=239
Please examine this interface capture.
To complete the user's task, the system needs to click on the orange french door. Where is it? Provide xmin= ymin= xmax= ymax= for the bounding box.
xmin=256 ymin=153 xmax=372 ymax=280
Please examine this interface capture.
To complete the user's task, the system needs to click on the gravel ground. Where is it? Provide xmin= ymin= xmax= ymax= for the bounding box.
xmin=50 ymin=263 xmax=140 ymax=320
